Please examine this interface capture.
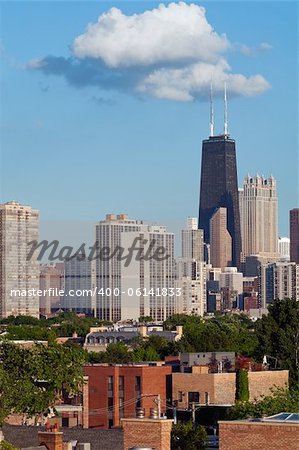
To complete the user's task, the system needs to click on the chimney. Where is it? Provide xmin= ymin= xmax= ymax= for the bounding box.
xmin=38 ymin=425 xmax=63 ymax=450
xmin=122 ymin=417 xmax=173 ymax=450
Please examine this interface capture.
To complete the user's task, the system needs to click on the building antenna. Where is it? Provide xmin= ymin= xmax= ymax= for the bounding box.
xmin=210 ymin=82 xmax=214 ymax=137
xmin=224 ymin=81 xmax=228 ymax=136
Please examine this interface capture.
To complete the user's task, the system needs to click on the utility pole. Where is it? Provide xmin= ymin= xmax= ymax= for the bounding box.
xmin=173 ymin=403 xmax=177 ymax=425
xmin=191 ymin=402 xmax=196 ymax=427
xmin=157 ymin=394 xmax=161 ymax=418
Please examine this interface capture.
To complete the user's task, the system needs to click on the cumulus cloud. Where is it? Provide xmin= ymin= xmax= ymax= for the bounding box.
xmin=138 ymin=60 xmax=270 ymax=101
xmin=73 ymin=3 xmax=229 ymax=67
xmin=28 ymin=2 xmax=271 ymax=101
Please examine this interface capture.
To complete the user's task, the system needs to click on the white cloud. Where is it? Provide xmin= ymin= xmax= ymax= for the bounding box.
xmin=138 ymin=60 xmax=270 ymax=101
xmin=73 ymin=2 xmax=229 ymax=67
xmin=259 ymin=42 xmax=272 ymax=51
xmin=30 ymin=2 xmax=271 ymax=101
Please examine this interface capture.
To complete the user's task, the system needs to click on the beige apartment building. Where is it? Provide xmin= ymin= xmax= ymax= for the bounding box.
xmin=0 ymin=201 xmax=40 ymax=318
xmin=239 ymin=175 xmax=279 ymax=260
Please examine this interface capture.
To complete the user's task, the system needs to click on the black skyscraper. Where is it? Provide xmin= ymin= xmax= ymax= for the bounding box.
xmin=198 ymin=85 xmax=242 ymax=268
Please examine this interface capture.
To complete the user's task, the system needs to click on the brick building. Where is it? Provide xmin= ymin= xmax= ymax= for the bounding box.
xmin=172 ymin=368 xmax=289 ymax=408
xmin=219 ymin=414 xmax=299 ymax=450
xmin=84 ymin=364 xmax=172 ymax=429
xmin=173 ymin=368 xmax=236 ymax=407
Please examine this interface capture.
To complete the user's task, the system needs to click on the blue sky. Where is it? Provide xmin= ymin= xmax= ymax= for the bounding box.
xmin=0 ymin=1 xmax=298 ymax=244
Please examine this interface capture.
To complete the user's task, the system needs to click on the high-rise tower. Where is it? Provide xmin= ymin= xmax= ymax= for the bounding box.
xmin=239 ymin=175 xmax=278 ymax=259
xmin=198 ymin=85 xmax=242 ymax=268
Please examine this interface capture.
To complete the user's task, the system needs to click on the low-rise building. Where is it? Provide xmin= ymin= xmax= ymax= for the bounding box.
xmin=84 ymin=363 xmax=172 ymax=429
xmin=219 ymin=413 xmax=299 ymax=450
xmin=172 ymin=368 xmax=289 ymax=408
xmin=84 ymin=325 xmax=183 ymax=352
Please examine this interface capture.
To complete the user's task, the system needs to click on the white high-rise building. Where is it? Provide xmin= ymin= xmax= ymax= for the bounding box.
xmin=259 ymin=261 xmax=299 ymax=307
xmin=278 ymin=237 xmax=290 ymax=261
xmin=0 ymin=201 xmax=39 ymax=318
xmin=175 ymin=258 xmax=207 ymax=316
xmin=182 ymin=217 xmax=204 ymax=262
xmin=92 ymin=214 xmax=175 ymax=322
xmin=239 ymin=175 xmax=279 ymax=260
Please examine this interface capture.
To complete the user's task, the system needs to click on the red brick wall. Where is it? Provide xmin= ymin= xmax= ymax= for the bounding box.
xmin=219 ymin=421 xmax=299 ymax=450
xmin=84 ymin=365 xmax=172 ymax=429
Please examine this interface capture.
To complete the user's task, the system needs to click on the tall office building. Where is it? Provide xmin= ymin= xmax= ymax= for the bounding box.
xmin=0 ymin=201 xmax=39 ymax=318
xmin=210 ymin=207 xmax=232 ymax=269
xmin=175 ymin=258 xmax=207 ymax=316
xmin=92 ymin=214 xmax=175 ymax=322
xmin=198 ymin=85 xmax=241 ymax=268
xmin=239 ymin=175 xmax=278 ymax=259
xmin=182 ymin=217 xmax=204 ymax=262
xmin=278 ymin=237 xmax=290 ymax=261
xmin=290 ymin=209 xmax=299 ymax=263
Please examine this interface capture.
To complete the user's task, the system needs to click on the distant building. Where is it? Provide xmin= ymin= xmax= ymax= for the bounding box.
xmin=219 ymin=267 xmax=243 ymax=309
xmin=290 ymin=208 xmax=299 ymax=263
xmin=181 ymin=217 xmax=204 ymax=262
xmin=259 ymin=261 xmax=299 ymax=307
xmin=198 ymin=87 xmax=242 ymax=268
xmin=84 ymin=324 xmax=183 ymax=352
xmin=92 ymin=214 xmax=175 ymax=322
xmin=175 ymin=258 xmax=207 ymax=316
xmin=62 ymin=258 xmax=91 ymax=314
xmin=239 ymin=175 xmax=279 ymax=260
xmin=0 ymin=201 xmax=39 ymax=318
xmin=39 ymin=263 xmax=64 ymax=315
xmin=210 ymin=207 xmax=232 ymax=269
xmin=278 ymin=236 xmax=290 ymax=260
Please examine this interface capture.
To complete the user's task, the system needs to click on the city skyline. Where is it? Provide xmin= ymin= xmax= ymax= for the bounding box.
xmin=0 ymin=1 xmax=298 ymax=242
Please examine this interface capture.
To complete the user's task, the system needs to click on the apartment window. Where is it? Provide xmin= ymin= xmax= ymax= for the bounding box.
xmin=178 ymin=391 xmax=183 ymax=402
xmin=135 ymin=376 xmax=141 ymax=408
xmin=119 ymin=376 xmax=125 ymax=418
xmin=188 ymin=392 xmax=200 ymax=404
xmin=108 ymin=376 xmax=114 ymax=395
xmin=205 ymin=392 xmax=209 ymax=405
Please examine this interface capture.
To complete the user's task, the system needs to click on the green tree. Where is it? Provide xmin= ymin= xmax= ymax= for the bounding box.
xmin=102 ymin=342 xmax=130 ymax=363
xmin=171 ymin=421 xmax=207 ymax=450
xmin=236 ymin=369 xmax=249 ymax=401
xmin=0 ymin=441 xmax=19 ymax=450
xmin=0 ymin=342 xmax=87 ymax=423
xmin=255 ymin=298 xmax=299 ymax=386
xmin=229 ymin=387 xmax=299 ymax=420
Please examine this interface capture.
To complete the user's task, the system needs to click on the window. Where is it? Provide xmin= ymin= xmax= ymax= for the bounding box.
xmin=205 ymin=392 xmax=209 ymax=405
xmin=119 ymin=376 xmax=125 ymax=418
xmin=108 ymin=376 xmax=113 ymax=390
xmin=188 ymin=392 xmax=200 ymax=404
xmin=135 ymin=376 xmax=141 ymax=408
xmin=178 ymin=391 xmax=183 ymax=402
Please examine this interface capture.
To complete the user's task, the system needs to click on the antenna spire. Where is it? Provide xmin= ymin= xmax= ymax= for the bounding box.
xmin=224 ymin=81 xmax=228 ymax=136
xmin=209 ymin=82 xmax=214 ymax=137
